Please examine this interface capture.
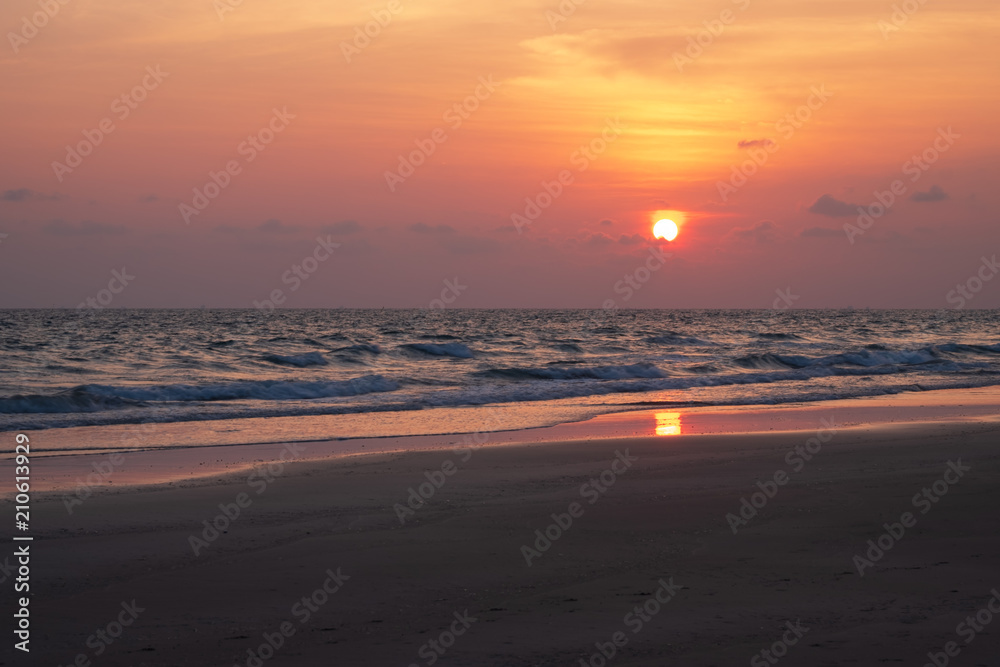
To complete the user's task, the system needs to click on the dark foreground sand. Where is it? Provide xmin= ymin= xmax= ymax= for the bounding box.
xmin=9 ymin=408 xmax=1000 ymax=665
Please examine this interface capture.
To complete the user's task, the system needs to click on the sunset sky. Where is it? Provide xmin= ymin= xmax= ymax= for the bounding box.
xmin=1 ymin=0 xmax=998 ymax=308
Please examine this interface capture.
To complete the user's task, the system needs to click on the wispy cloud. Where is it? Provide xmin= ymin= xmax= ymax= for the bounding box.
xmin=409 ymin=223 xmax=455 ymax=234
xmin=808 ymin=194 xmax=860 ymax=218
xmin=726 ymin=220 xmax=780 ymax=244
xmin=323 ymin=220 xmax=363 ymax=235
xmin=2 ymin=188 xmax=64 ymax=202
xmin=911 ymin=185 xmax=948 ymax=202
xmin=258 ymin=219 xmax=297 ymax=234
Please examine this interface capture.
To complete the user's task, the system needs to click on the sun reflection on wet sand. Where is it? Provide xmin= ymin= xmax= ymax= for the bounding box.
xmin=654 ymin=411 xmax=682 ymax=436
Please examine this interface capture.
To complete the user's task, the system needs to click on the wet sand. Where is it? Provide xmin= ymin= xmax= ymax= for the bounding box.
xmin=9 ymin=389 xmax=1000 ymax=665
xmin=18 ymin=385 xmax=1000 ymax=492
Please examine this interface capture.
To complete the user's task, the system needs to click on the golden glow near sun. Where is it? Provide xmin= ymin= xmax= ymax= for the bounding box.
xmin=653 ymin=219 xmax=679 ymax=241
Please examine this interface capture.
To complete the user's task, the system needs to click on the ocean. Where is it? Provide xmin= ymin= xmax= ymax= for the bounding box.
xmin=2 ymin=309 xmax=998 ymax=455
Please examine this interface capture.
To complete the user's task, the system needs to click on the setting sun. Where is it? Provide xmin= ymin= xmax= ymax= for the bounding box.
xmin=653 ymin=219 xmax=679 ymax=241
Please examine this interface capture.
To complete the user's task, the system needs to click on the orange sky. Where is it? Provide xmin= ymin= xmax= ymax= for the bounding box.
xmin=1 ymin=0 xmax=999 ymax=307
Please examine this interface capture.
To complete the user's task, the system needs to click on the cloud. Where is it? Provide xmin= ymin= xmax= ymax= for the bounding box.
xmin=618 ymin=233 xmax=645 ymax=245
xmin=547 ymin=29 xmax=769 ymax=80
xmin=139 ymin=194 xmax=159 ymax=203
xmin=737 ymin=139 xmax=774 ymax=148
xmin=807 ymin=194 xmax=860 ymax=217
xmin=1 ymin=189 xmax=32 ymax=202
xmin=258 ymin=218 xmax=297 ymax=233
xmin=585 ymin=232 xmax=615 ymax=247
xmin=911 ymin=185 xmax=949 ymax=202
xmin=409 ymin=222 xmax=455 ymax=234
xmin=323 ymin=220 xmax=362 ymax=235
xmin=2 ymin=188 xmax=64 ymax=202
xmin=726 ymin=220 xmax=779 ymax=244
xmin=43 ymin=219 xmax=125 ymax=236
xmin=443 ymin=235 xmax=499 ymax=254
xmin=599 ymin=218 xmax=615 ymax=227
xmin=800 ymin=226 xmax=842 ymax=238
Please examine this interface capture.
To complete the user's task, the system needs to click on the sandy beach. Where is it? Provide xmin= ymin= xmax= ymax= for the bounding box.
xmin=9 ymin=389 xmax=1000 ymax=666
xmin=5 ymin=0 xmax=1000 ymax=661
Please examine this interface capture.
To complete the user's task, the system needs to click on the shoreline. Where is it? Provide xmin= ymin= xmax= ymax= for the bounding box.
xmin=22 ymin=392 xmax=1000 ymax=664
xmin=9 ymin=384 xmax=1000 ymax=496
